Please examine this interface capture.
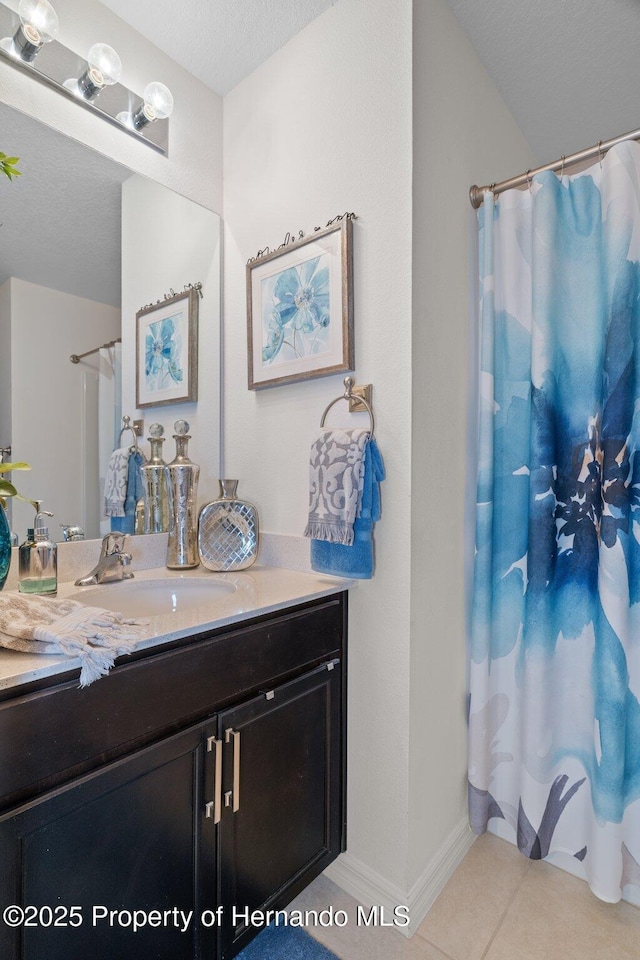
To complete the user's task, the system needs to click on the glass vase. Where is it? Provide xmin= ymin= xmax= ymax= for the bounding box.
xmin=0 ymin=502 xmax=11 ymax=591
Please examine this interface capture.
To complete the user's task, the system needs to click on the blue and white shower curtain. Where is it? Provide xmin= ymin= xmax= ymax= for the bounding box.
xmin=469 ymin=141 xmax=640 ymax=903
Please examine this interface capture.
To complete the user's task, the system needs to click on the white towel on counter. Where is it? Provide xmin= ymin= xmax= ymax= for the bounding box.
xmin=0 ymin=594 xmax=149 ymax=687
xmin=104 ymin=446 xmax=130 ymax=517
xmin=304 ymin=428 xmax=370 ymax=546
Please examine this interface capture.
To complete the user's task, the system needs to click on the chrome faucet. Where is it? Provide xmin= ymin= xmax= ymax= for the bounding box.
xmin=74 ymin=533 xmax=134 ymax=586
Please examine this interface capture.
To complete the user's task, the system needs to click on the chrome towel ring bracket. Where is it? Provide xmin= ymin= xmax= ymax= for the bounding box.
xmin=119 ymin=416 xmax=144 ymax=453
xmin=320 ymin=377 xmax=375 ymax=436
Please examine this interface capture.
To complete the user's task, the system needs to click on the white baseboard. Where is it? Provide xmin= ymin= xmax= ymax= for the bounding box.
xmin=406 ymin=817 xmax=476 ymax=935
xmin=323 ymin=817 xmax=475 ymax=938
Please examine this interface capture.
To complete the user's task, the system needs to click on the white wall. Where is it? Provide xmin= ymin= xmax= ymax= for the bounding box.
xmin=224 ymin=0 xmax=414 ymax=888
xmin=121 ymin=175 xmax=221 ymax=507
xmin=7 ymin=278 xmax=120 ymax=538
xmin=225 ymin=0 xmax=536 ymax=909
xmin=0 ymin=0 xmax=223 ymax=213
xmin=408 ymin=0 xmax=536 ymax=884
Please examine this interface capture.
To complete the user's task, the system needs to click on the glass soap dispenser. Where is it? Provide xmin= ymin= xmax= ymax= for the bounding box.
xmin=19 ymin=504 xmax=57 ymax=595
xmin=166 ymin=420 xmax=200 ymax=569
xmin=140 ymin=423 xmax=170 ymax=534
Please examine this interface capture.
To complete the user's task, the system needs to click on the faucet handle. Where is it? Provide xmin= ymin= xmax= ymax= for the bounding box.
xmin=101 ymin=532 xmax=128 ymax=557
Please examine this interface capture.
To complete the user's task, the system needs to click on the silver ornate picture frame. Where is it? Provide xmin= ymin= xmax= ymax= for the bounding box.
xmin=247 ymin=218 xmax=354 ymax=389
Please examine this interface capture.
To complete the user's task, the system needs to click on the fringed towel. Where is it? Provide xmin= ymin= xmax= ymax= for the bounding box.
xmin=104 ymin=446 xmax=130 ymax=518
xmin=0 ymin=594 xmax=149 ymax=687
xmin=304 ymin=428 xmax=370 ymax=546
xmin=310 ymin=438 xmax=385 ymax=579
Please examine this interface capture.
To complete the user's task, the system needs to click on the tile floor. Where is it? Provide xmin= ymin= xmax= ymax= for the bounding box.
xmin=290 ymin=834 xmax=640 ymax=960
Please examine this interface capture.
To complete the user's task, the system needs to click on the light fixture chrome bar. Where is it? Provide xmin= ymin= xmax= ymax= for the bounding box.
xmin=469 ymin=125 xmax=640 ymax=209
xmin=0 ymin=1 xmax=169 ymax=156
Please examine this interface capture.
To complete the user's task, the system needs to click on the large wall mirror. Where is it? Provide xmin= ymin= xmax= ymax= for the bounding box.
xmin=0 ymin=101 xmax=221 ymax=542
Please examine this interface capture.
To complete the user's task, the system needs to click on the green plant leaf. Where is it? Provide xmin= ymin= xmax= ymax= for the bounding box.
xmin=5 ymin=157 xmax=18 ymax=165
xmin=0 ymin=462 xmax=31 ymax=473
xmin=0 ymin=480 xmax=17 ymax=498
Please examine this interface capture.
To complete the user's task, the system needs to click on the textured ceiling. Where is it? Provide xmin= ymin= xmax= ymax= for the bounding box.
xmin=0 ymin=103 xmax=127 ymax=306
xmin=444 ymin=0 xmax=640 ymax=165
xmin=99 ymin=0 xmax=338 ymax=96
xmin=99 ymin=0 xmax=640 ymax=168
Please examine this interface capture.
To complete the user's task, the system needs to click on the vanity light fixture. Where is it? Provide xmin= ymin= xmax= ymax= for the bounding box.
xmin=1 ymin=0 xmax=59 ymax=62
xmin=0 ymin=0 xmax=171 ymax=155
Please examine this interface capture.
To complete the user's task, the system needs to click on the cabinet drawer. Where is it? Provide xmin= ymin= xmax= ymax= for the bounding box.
xmin=0 ymin=595 xmax=345 ymax=811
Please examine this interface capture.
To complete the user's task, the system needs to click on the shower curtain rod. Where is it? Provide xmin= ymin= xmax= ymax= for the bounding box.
xmin=469 ymin=124 xmax=640 ymax=209
xmin=69 ymin=337 xmax=121 ymax=364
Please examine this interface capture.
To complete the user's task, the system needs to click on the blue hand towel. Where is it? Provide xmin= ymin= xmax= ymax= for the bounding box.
xmin=111 ymin=451 xmax=145 ymax=535
xmin=310 ymin=438 xmax=385 ymax=579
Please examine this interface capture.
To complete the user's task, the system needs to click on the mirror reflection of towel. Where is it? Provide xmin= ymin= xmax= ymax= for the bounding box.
xmin=111 ymin=451 xmax=145 ymax=535
xmin=104 ymin=447 xmax=130 ymax=518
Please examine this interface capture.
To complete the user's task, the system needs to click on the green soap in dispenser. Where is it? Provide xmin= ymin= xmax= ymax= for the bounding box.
xmin=18 ymin=504 xmax=57 ymax=596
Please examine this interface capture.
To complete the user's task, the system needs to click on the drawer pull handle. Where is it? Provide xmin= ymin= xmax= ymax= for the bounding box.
xmin=225 ymin=727 xmax=241 ymax=813
xmin=207 ymin=736 xmax=223 ymax=824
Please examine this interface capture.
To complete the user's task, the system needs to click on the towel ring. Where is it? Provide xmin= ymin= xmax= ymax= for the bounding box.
xmin=119 ymin=415 xmax=139 ymax=453
xmin=320 ymin=377 xmax=375 ymax=437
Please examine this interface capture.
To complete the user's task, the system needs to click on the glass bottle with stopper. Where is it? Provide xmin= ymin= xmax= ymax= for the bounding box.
xmin=140 ymin=423 xmax=170 ymax=534
xmin=166 ymin=420 xmax=200 ymax=569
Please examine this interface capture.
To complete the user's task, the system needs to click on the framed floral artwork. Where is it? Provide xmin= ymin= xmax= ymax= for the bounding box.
xmin=246 ymin=218 xmax=354 ymax=389
xmin=136 ymin=288 xmax=198 ymax=408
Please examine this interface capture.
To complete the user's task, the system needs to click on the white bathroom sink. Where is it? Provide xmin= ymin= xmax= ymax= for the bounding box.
xmin=73 ymin=577 xmax=236 ymax=618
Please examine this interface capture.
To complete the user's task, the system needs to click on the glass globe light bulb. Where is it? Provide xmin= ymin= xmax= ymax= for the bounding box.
xmin=143 ymin=81 xmax=174 ymax=121
xmin=87 ymin=43 xmax=122 ymax=87
xmin=14 ymin=0 xmax=59 ymax=61
xmin=19 ymin=0 xmax=59 ymax=42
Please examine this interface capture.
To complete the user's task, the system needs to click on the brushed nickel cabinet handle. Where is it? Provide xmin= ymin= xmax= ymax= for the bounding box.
xmin=207 ymin=736 xmax=223 ymax=824
xmin=225 ymin=728 xmax=241 ymax=813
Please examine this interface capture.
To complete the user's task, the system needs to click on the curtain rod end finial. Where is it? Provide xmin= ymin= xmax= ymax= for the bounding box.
xmin=469 ymin=185 xmax=483 ymax=209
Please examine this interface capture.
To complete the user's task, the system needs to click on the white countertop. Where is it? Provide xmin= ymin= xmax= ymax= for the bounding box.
xmin=0 ymin=565 xmax=352 ymax=692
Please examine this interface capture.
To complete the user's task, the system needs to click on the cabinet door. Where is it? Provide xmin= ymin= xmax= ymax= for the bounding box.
xmin=218 ymin=661 xmax=343 ymax=959
xmin=0 ymin=720 xmax=217 ymax=960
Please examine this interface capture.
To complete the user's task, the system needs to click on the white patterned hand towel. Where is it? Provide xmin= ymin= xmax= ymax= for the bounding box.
xmin=104 ymin=446 xmax=130 ymax=517
xmin=0 ymin=594 xmax=149 ymax=687
xmin=304 ymin=428 xmax=370 ymax=546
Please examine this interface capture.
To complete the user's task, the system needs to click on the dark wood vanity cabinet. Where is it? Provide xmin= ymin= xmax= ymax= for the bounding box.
xmin=0 ymin=593 xmax=347 ymax=960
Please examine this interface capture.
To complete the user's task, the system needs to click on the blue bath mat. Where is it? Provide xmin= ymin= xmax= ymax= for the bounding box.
xmin=235 ymin=924 xmax=339 ymax=959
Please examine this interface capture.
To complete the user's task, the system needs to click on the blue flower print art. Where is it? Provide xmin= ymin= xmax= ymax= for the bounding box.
xmin=261 ymin=255 xmax=331 ymax=366
xmin=145 ymin=314 xmax=184 ymax=392
xmin=247 ymin=217 xmax=354 ymax=389
xmin=136 ymin=288 xmax=198 ymax=408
